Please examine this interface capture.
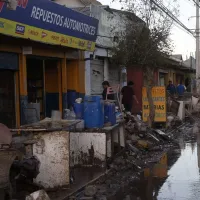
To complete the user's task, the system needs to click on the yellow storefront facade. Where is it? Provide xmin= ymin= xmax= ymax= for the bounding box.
xmin=0 ymin=0 xmax=98 ymax=127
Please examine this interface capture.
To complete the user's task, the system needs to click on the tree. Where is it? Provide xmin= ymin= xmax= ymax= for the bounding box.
xmin=111 ymin=0 xmax=178 ymax=127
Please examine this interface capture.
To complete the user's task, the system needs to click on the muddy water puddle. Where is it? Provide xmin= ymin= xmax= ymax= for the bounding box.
xmin=157 ymin=142 xmax=200 ymax=200
xmin=133 ymin=141 xmax=200 ymax=200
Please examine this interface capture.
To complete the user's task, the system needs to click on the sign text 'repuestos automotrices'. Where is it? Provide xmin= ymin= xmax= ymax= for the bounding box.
xmin=0 ymin=0 xmax=99 ymax=51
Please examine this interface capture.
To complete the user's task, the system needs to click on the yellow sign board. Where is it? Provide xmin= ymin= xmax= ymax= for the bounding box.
xmin=0 ymin=18 xmax=95 ymax=51
xmin=142 ymin=87 xmax=166 ymax=122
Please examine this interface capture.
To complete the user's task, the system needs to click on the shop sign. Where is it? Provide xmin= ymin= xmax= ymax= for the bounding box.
xmin=142 ymin=87 xmax=166 ymax=122
xmin=0 ymin=0 xmax=99 ymax=51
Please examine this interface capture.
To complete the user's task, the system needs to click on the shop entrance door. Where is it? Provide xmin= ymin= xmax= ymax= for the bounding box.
xmin=45 ymin=60 xmax=59 ymax=117
xmin=27 ymin=58 xmax=44 ymax=121
xmin=0 ymin=70 xmax=15 ymax=128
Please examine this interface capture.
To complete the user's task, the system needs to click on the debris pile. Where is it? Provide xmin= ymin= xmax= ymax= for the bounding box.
xmin=69 ymin=112 xmax=186 ymax=200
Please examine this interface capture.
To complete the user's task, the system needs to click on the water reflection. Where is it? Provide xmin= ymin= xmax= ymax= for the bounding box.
xmin=157 ymin=142 xmax=200 ymax=200
xmin=197 ymin=133 xmax=200 ymax=169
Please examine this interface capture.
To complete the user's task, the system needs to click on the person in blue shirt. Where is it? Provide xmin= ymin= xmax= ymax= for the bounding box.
xmin=167 ymin=81 xmax=176 ymax=96
xmin=177 ymin=81 xmax=185 ymax=96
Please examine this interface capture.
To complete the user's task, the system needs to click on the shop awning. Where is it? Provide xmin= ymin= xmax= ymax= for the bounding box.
xmin=0 ymin=0 xmax=99 ymax=51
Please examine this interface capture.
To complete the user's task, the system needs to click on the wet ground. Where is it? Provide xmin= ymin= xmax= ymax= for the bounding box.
xmin=124 ymin=137 xmax=200 ymax=200
xmin=157 ymin=142 xmax=200 ymax=200
xmin=10 ymin=122 xmax=200 ymax=200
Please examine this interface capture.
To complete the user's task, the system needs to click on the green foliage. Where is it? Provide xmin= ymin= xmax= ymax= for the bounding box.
xmin=111 ymin=0 xmax=179 ymax=69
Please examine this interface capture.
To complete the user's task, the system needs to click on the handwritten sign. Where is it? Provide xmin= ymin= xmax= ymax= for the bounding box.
xmin=142 ymin=87 xmax=166 ymax=122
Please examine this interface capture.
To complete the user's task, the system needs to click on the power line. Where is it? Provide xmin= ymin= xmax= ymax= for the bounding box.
xmin=150 ymin=0 xmax=194 ymax=36
xmin=153 ymin=0 xmax=194 ymax=35
xmin=191 ymin=0 xmax=200 ymax=8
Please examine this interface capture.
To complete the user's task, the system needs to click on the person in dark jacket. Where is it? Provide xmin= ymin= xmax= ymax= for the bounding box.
xmin=177 ymin=81 xmax=186 ymax=96
xmin=102 ymin=81 xmax=114 ymax=100
xmin=167 ymin=81 xmax=176 ymax=96
xmin=121 ymin=81 xmax=139 ymax=112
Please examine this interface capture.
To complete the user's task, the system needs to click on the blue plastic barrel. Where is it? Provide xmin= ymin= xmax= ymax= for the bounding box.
xmin=84 ymin=96 xmax=104 ymax=128
xmin=104 ymin=102 xmax=116 ymax=126
xmin=74 ymin=103 xmax=84 ymax=119
xmin=67 ymin=90 xmax=77 ymax=109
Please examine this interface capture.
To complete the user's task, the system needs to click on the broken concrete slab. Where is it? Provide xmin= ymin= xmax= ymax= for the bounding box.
xmin=25 ymin=190 xmax=50 ymax=200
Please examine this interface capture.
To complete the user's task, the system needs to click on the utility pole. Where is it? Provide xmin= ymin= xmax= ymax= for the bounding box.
xmin=196 ymin=0 xmax=200 ymax=94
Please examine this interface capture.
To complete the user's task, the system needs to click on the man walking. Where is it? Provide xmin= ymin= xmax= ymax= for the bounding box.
xmin=121 ymin=81 xmax=139 ymax=112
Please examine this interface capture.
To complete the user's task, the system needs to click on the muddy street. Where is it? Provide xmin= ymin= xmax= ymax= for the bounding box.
xmin=123 ymin=136 xmax=200 ymax=200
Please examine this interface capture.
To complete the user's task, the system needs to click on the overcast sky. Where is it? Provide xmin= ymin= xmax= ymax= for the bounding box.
xmin=98 ymin=0 xmax=196 ymax=60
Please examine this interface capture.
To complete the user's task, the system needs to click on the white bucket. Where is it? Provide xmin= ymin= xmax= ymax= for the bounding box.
xmin=51 ymin=110 xmax=61 ymax=121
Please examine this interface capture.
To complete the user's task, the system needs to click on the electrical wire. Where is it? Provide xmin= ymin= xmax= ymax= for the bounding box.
xmin=150 ymin=0 xmax=194 ymax=36
xmin=191 ymin=0 xmax=200 ymax=8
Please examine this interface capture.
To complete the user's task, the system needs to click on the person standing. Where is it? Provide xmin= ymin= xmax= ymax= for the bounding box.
xmin=177 ymin=81 xmax=185 ymax=96
xmin=167 ymin=81 xmax=176 ymax=96
xmin=121 ymin=81 xmax=139 ymax=112
xmin=102 ymin=81 xmax=114 ymax=100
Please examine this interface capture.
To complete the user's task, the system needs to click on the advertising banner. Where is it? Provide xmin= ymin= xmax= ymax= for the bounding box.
xmin=0 ymin=0 xmax=99 ymax=51
xmin=142 ymin=87 xmax=166 ymax=122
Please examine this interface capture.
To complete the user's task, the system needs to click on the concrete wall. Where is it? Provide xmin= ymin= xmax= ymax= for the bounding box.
xmin=33 ymin=131 xmax=70 ymax=189
xmin=54 ymin=0 xmax=84 ymax=7
xmin=70 ymin=132 xmax=106 ymax=166
xmin=84 ymin=49 xmax=121 ymax=95
xmin=54 ymin=0 xmax=101 ymax=7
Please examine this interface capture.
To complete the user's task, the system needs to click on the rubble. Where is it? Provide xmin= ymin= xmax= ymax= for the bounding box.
xmin=9 ymin=106 xmax=196 ymax=200
xmin=65 ymin=110 xmax=191 ymax=200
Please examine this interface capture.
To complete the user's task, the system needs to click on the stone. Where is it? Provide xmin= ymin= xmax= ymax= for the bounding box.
xmin=25 ymin=190 xmax=50 ymax=200
xmin=80 ymin=197 xmax=94 ymax=200
xmin=0 ymin=123 xmax=12 ymax=145
xmin=84 ymin=185 xmax=97 ymax=197
xmin=137 ymin=140 xmax=148 ymax=149
xmin=125 ymin=195 xmax=131 ymax=200
xmin=96 ymin=195 xmax=107 ymax=200
xmin=126 ymin=140 xmax=132 ymax=145
xmin=114 ymin=157 xmax=126 ymax=165
xmin=131 ymin=135 xmax=140 ymax=142
xmin=96 ymin=184 xmax=107 ymax=194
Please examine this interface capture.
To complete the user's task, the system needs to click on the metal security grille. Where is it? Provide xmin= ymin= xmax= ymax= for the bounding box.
xmin=91 ymin=59 xmax=104 ymax=95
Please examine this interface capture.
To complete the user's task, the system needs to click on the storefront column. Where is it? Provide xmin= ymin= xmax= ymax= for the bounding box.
xmin=78 ymin=51 xmax=85 ymax=98
xmin=61 ymin=56 xmax=67 ymax=113
xmin=15 ymin=71 xmax=20 ymax=129
xmin=19 ymin=54 xmax=28 ymax=125
xmin=104 ymin=58 xmax=109 ymax=81
xmin=57 ymin=61 xmax=62 ymax=113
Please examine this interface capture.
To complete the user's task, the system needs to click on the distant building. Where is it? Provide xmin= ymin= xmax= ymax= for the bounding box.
xmin=183 ymin=56 xmax=196 ymax=70
xmin=171 ymin=54 xmax=183 ymax=61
